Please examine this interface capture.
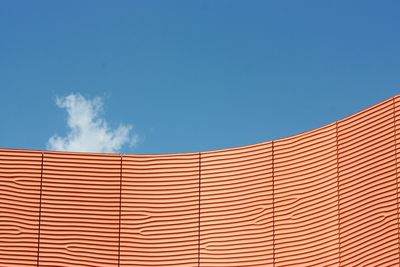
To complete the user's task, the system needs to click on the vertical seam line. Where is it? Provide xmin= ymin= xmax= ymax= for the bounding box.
xmin=272 ymin=141 xmax=275 ymax=267
xmin=392 ymin=97 xmax=400 ymax=265
xmin=118 ymin=155 xmax=123 ymax=267
xmin=198 ymin=152 xmax=201 ymax=267
xmin=335 ymin=122 xmax=342 ymax=266
xmin=36 ymin=152 xmax=44 ymax=267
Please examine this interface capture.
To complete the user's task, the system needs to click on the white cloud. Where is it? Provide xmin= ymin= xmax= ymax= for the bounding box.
xmin=47 ymin=93 xmax=138 ymax=153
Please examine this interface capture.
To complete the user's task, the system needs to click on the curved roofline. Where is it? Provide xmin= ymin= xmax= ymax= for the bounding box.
xmin=1 ymin=95 xmax=398 ymax=156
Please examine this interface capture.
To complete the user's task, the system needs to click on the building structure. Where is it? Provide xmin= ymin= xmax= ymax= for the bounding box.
xmin=0 ymin=96 xmax=399 ymax=266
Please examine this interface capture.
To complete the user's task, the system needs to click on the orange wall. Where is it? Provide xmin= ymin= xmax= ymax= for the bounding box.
xmin=0 ymin=96 xmax=399 ymax=266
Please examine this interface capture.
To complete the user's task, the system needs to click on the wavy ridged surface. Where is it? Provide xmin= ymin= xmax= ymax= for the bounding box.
xmin=0 ymin=150 xmax=42 ymax=267
xmin=337 ymin=98 xmax=399 ymax=266
xmin=38 ymin=152 xmax=120 ymax=267
xmin=1 ymin=96 xmax=400 ymax=266
xmin=121 ymin=154 xmax=199 ymax=267
xmin=200 ymin=143 xmax=273 ymax=266
xmin=274 ymin=124 xmax=340 ymax=266
xmin=394 ymin=95 xmax=400 ymax=259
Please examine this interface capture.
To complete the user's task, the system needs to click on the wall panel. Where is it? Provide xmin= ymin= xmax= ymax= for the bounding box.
xmin=274 ymin=124 xmax=340 ymax=266
xmin=200 ymin=143 xmax=273 ymax=267
xmin=337 ymin=98 xmax=399 ymax=266
xmin=0 ymin=149 xmax=42 ymax=266
xmin=38 ymin=152 xmax=120 ymax=267
xmin=121 ymin=153 xmax=199 ymax=267
xmin=393 ymin=95 xmax=400 ymax=264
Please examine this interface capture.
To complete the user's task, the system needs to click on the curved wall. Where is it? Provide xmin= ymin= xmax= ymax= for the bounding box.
xmin=0 ymin=96 xmax=399 ymax=266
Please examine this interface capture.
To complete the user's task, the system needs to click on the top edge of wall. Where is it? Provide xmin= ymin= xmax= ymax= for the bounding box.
xmin=1 ymin=94 xmax=398 ymax=157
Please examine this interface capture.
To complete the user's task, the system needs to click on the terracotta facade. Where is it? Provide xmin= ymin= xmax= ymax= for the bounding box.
xmin=1 ymin=96 xmax=400 ymax=266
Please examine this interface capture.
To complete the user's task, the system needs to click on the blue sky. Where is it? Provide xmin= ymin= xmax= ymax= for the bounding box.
xmin=0 ymin=1 xmax=399 ymax=154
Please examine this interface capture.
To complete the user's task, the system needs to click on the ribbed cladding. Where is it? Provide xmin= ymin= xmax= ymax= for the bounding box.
xmin=337 ymin=98 xmax=399 ymax=266
xmin=393 ymin=95 xmax=400 ymax=260
xmin=120 ymin=153 xmax=199 ymax=267
xmin=273 ymin=124 xmax=340 ymax=266
xmin=38 ymin=152 xmax=120 ymax=267
xmin=199 ymin=142 xmax=273 ymax=267
xmin=0 ymin=149 xmax=42 ymax=267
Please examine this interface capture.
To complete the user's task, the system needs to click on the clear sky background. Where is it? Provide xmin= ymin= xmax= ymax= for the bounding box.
xmin=0 ymin=1 xmax=399 ymax=154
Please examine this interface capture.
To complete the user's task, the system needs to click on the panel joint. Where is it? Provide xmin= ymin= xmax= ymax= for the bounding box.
xmin=118 ymin=155 xmax=123 ymax=267
xmin=36 ymin=152 xmax=44 ymax=267
xmin=198 ymin=152 xmax=201 ymax=267
xmin=272 ymin=141 xmax=275 ymax=267
xmin=392 ymin=97 xmax=400 ymax=265
xmin=335 ymin=121 xmax=342 ymax=266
